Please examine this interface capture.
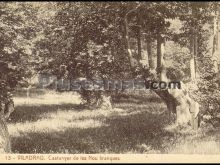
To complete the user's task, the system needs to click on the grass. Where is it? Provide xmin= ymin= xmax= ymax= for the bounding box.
xmin=6 ymin=89 xmax=220 ymax=154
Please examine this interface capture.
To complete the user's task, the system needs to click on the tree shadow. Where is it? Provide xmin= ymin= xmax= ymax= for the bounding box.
xmin=112 ymin=92 xmax=163 ymax=104
xmin=13 ymin=88 xmax=47 ymax=98
xmin=10 ymin=110 xmax=174 ymax=154
xmin=9 ymin=89 xmax=174 ymax=154
xmin=8 ymin=104 xmax=87 ymax=124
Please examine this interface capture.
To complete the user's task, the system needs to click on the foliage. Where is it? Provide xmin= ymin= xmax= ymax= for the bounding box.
xmin=1 ymin=2 xmax=220 ymax=125
xmin=0 ymin=3 xmax=40 ymax=104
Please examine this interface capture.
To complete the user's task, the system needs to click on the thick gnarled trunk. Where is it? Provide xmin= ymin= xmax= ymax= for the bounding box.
xmin=154 ymin=85 xmax=199 ymax=128
xmin=155 ymin=34 xmax=199 ymax=128
xmin=124 ymin=13 xmax=200 ymax=129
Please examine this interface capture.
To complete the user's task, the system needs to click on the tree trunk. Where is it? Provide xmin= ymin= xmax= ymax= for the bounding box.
xmin=156 ymin=34 xmax=162 ymax=69
xmin=99 ymin=92 xmax=112 ymax=110
xmin=124 ymin=11 xmax=200 ymax=129
xmin=124 ymin=11 xmax=139 ymax=68
xmin=146 ymin=37 xmax=154 ymax=69
xmin=0 ymin=117 xmax=11 ymax=153
xmin=156 ymin=34 xmax=199 ymax=128
xmin=4 ymin=99 xmax=14 ymax=120
xmin=154 ymin=90 xmax=177 ymax=114
xmin=189 ymin=31 xmax=196 ymax=82
xmin=137 ymin=12 xmax=142 ymax=61
xmin=156 ymin=34 xmax=167 ymax=81
xmin=212 ymin=9 xmax=219 ymax=73
xmin=190 ymin=6 xmax=197 ymax=82
xmin=154 ymin=84 xmax=199 ymax=128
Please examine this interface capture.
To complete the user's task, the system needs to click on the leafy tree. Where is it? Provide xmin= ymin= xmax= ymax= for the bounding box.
xmin=25 ymin=2 xmax=220 ymax=127
xmin=0 ymin=2 xmax=41 ymax=117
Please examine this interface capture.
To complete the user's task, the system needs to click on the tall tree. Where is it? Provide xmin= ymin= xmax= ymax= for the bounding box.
xmin=212 ymin=4 xmax=219 ymax=73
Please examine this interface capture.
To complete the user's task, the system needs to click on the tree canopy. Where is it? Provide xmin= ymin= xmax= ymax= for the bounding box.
xmin=1 ymin=2 xmax=220 ymax=127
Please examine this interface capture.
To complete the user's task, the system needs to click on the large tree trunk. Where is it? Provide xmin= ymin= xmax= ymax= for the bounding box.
xmin=0 ymin=116 xmax=11 ymax=153
xmin=124 ymin=9 xmax=200 ymax=129
xmin=153 ymin=84 xmax=199 ymax=128
xmin=156 ymin=34 xmax=199 ymax=128
xmin=154 ymin=90 xmax=177 ymax=114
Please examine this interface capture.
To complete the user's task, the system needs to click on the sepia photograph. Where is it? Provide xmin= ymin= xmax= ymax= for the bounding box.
xmin=0 ymin=1 xmax=220 ymax=163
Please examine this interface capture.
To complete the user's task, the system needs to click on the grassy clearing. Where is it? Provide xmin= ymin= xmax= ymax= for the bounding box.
xmin=7 ymin=90 xmax=220 ymax=154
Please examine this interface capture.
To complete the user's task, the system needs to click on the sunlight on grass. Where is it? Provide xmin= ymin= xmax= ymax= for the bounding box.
xmin=164 ymin=125 xmax=220 ymax=154
xmin=13 ymin=91 xmax=82 ymax=106
xmin=170 ymin=140 xmax=220 ymax=154
xmin=8 ymin=118 xmax=107 ymax=137
xmin=7 ymin=90 xmax=220 ymax=154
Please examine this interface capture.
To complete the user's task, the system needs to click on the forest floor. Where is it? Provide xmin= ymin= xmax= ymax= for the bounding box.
xmin=7 ymin=89 xmax=220 ymax=154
